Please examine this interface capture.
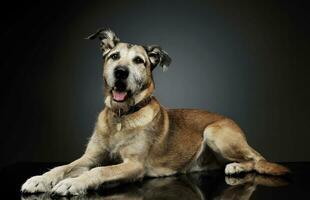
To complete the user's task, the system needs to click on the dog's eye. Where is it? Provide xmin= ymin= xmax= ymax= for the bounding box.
xmin=133 ymin=56 xmax=144 ymax=64
xmin=110 ymin=52 xmax=120 ymax=60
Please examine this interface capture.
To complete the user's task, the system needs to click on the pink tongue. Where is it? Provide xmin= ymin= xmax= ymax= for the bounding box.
xmin=112 ymin=91 xmax=127 ymax=101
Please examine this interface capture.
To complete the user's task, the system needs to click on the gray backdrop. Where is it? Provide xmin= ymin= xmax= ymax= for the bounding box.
xmin=1 ymin=0 xmax=309 ymax=167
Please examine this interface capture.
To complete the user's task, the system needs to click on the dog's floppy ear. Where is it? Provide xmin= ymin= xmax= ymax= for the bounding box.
xmin=144 ymin=45 xmax=171 ymax=71
xmin=85 ymin=28 xmax=120 ymax=57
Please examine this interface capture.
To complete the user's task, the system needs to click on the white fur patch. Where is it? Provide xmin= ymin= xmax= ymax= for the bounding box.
xmin=225 ymin=163 xmax=246 ymax=175
xmin=21 ymin=175 xmax=54 ymax=193
xmin=104 ymin=96 xmax=112 ymax=108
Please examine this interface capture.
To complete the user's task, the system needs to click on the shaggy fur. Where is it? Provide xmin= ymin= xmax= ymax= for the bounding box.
xmin=21 ymin=29 xmax=289 ymax=196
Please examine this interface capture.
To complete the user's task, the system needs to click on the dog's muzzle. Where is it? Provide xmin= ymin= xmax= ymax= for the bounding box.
xmin=112 ymin=66 xmax=129 ymax=102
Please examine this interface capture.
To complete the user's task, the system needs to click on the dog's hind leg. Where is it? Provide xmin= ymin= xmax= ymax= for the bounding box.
xmin=204 ymin=118 xmax=289 ymax=176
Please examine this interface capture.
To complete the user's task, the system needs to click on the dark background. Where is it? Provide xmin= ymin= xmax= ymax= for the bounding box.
xmin=1 ymin=0 xmax=309 ymax=168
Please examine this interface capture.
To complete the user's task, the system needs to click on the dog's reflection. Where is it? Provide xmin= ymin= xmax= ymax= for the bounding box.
xmin=21 ymin=173 xmax=288 ymax=200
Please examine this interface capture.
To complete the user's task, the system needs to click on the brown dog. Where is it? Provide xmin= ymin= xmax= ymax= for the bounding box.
xmin=21 ymin=29 xmax=289 ymax=196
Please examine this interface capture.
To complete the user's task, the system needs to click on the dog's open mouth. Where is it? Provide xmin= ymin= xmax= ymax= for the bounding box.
xmin=112 ymin=81 xmax=130 ymax=102
xmin=112 ymin=90 xmax=128 ymax=102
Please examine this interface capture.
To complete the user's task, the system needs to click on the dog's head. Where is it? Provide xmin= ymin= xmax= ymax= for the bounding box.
xmin=86 ymin=28 xmax=171 ymax=112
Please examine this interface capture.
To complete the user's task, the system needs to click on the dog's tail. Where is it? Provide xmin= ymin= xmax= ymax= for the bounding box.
xmin=254 ymin=160 xmax=290 ymax=176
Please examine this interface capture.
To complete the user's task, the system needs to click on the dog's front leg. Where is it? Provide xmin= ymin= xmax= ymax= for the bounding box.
xmin=21 ymin=132 xmax=107 ymax=193
xmin=51 ymin=159 xmax=144 ymax=196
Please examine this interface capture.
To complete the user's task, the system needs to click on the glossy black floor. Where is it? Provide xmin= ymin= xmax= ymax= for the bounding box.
xmin=0 ymin=162 xmax=308 ymax=199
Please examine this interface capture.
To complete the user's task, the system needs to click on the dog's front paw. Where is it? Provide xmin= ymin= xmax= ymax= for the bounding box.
xmin=21 ymin=175 xmax=55 ymax=193
xmin=51 ymin=178 xmax=87 ymax=196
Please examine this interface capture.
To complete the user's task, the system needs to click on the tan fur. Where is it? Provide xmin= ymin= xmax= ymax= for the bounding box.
xmin=21 ymin=30 xmax=289 ymax=196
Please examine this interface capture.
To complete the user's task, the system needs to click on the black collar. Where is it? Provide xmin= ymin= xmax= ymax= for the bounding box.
xmin=111 ymin=96 xmax=153 ymax=117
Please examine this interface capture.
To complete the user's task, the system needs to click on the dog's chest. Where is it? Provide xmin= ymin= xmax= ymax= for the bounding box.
xmin=106 ymin=128 xmax=147 ymax=157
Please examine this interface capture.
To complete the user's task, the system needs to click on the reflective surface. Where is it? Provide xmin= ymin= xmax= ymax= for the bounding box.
xmin=0 ymin=162 xmax=307 ymax=199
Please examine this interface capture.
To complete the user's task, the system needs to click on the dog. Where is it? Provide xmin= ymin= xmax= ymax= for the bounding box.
xmin=21 ymin=28 xmax=289 ymax=196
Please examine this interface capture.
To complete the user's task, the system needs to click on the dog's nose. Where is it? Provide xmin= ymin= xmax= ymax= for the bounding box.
xmin=114 ymin=66 xmax=129 ymax=80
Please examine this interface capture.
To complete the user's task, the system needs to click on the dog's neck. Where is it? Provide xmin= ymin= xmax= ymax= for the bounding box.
xmin=105 ymin=82 xmax=155 ymax=118
xmin=110 ymin=96 xmax=153 ymax=117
